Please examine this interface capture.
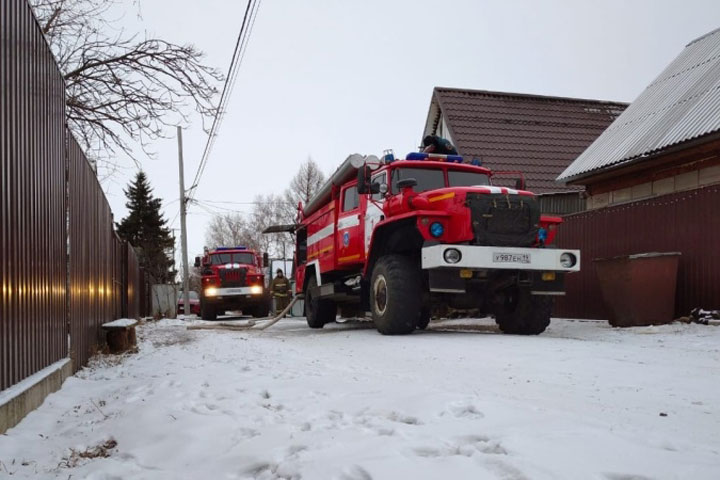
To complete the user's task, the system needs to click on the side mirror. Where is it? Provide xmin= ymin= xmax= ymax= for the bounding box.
xmin=263 ymin=252 xmax=269 ymax=268
xmin=357 ymin=165 xmax=372 ymax=194
xmin=194 ymin=256 xmax=201 ymax=268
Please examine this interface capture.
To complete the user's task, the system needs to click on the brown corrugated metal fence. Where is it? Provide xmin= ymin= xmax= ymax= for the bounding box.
xmin=1 ymin=0 xmax=68 ymax=391
xmin=67 ymin=134 xmax=120 ymax=371
xmin=123 ymin=242 xmax=141 ymax=319
xmin=555 ymin=185 xmax=720 ymax=319
xmin=139 ymin=267 xmax=150 ymax=318
xmin=2 ymin=0 xmax=150 ymax=392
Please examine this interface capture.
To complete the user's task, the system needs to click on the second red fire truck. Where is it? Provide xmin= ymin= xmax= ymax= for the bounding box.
xmin=194 ymin=246 xmax=270 ymax=320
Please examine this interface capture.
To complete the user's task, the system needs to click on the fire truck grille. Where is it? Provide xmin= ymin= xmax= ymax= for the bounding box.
xmin=465 ymin=193 xmax=540 ymax=247
xmin=219 ymin=268 xmax=247 ymax=287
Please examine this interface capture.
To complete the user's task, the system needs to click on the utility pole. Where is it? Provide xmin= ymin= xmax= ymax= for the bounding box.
xmin=177 ymin=126 xmax=191 ymax=317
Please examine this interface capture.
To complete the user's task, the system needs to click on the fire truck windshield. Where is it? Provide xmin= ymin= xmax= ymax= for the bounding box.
xmin=210 ymin=253 xmax=255 ymax=265
xmin=391 ymin=167 xmax=490 ymax=193
xmin=448 ymin=170 xmax=490 ymax=187
xmin=391 ymin=168 xmax=444 ymax=193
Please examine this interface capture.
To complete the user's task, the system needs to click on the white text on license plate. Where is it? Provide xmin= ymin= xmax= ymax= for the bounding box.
xmin=493 ymin=252 xmax=531 ymax=264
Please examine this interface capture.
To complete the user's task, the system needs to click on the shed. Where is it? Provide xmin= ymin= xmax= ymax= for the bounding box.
xmin=555 ymin=27 xmax=720 ymax=320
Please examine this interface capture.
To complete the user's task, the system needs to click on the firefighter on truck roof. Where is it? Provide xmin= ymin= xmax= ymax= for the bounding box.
xmin=421 ymin=134 xmax=458 ymax=155
xmin=271 ymin=269 xmax=291 ymax=316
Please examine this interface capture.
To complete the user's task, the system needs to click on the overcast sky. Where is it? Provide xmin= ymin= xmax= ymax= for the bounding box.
xmin=102 ymin=0 xmax=720 ymax=267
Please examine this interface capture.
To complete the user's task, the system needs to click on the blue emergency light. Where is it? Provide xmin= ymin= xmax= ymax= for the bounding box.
xmin=406 ymin=152 xmax=464 ymax=163
xmin=216 ymin=246 xmax=247 ymax=251
xmin=538 ymin=228 xmax=548 ymax=244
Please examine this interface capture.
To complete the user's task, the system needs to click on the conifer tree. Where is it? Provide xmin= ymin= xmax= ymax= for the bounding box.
xmin=116 ymin=172 xmax=175 ymax=283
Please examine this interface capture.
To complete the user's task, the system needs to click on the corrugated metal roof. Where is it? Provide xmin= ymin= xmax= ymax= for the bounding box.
xmin=426 ymin=88 xmax=627 ymax=193
xmin=558 ymin=27 xmax=720 ymax=183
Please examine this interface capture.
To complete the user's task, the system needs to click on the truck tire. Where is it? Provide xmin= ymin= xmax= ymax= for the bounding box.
xmin=305 ymin=276 xmax=337 ymax=328
xmin=494 ymin=288 xmax=552 ymax=335
xmin=370 ymin=255 xmax=421 ymax=335
xmin=200 ymin=301 xmax=217 ymax=321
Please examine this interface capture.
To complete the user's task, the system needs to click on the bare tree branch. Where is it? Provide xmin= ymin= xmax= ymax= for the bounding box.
xmin=282 ymin=157 xmax=325 ymax=223
xmin=30 ymin=0 xmax=222 ymax=171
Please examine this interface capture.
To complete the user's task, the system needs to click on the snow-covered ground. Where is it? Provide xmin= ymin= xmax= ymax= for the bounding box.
xmin=2 ymin=316 xmax=719 ymax=479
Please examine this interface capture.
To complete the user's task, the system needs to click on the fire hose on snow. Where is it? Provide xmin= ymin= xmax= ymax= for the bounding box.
xmin=186 ymin=296 xmax=302 ymax=332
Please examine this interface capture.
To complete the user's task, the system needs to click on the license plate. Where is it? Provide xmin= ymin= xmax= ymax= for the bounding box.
xmin=493 ymin=252 xmax=531 ymax=264
xmin=226 ymin=288 xmax=243 ymax=294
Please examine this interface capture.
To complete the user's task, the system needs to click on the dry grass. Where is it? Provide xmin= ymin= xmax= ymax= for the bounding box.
xmin=58 ymin=439 xmax=117 ymax=468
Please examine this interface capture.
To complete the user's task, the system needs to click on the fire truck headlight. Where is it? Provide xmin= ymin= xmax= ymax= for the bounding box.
xmin=560 ymin=252 xmax=577 ymax=268
xmin=430 ymin=222 xmax=444 ymax=238
xmin=443 ymin=248 xmax=462 ymax=264
xmin=249 ymin=285 xmax=263 ymax=295
xmin=205 ymin=287 xmax=218 ymax=297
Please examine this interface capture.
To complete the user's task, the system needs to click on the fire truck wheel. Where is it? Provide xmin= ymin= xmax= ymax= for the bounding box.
xmin=200 ymin=302 xmax=217 ymax=321
xmin=305 ymin=276 xmax=337 ymax=328
xmin=494 ymin=288 xmax=552 ymax=335
xmin=371 ymin=255 xmax=421 ymax=335
xmin=416 ymin=306 xmax=431 ymax=330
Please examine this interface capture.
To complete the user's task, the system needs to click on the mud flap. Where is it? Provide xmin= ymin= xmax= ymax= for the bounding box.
xmin=428 ymin=269 xmax=466 ymax=293
xmin=529 ymin=271 xmax=565 ymax=295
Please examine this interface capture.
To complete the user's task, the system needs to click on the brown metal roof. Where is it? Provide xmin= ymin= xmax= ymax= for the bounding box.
xmin=424 ymin=87 xmax=628 ymax=193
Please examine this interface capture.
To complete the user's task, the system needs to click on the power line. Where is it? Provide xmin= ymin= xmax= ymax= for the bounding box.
xmin=195 ymin=198 xmax=293 ymax=206
xmin=189 ymin=0 xmax=254 ymax=192
xmin=168 ymin=208 xmax=180 ymax=227
xmin=186 ymin=0 xmax=262 ymax=202
xmin=193 ymin=199 xmax=252 ymax=214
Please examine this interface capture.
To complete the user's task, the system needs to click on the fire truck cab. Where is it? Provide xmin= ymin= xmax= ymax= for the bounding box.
xmin=194 ymin=246 xmax=270 ymax=320
xmin=289 ymin=152 xmax=580 ymax=335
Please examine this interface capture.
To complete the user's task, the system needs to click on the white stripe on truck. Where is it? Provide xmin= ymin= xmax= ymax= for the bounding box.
xmin=307 ymin=224 xmax=334 ymax=247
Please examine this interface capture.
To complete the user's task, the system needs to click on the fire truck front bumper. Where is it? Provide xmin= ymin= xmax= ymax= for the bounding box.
xmin=421 ymin=244 xmax=581 ymax=272
xmin=421 ymin=245 xmax=580 ymax=296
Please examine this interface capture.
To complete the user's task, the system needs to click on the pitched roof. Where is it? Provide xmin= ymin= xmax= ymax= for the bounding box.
xmin=558 ymin=28 xmax=720 ymax=183
xmin=424 ymin=87 xmax=627 ymax=193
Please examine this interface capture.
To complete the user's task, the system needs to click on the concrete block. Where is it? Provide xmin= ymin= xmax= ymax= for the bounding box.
xmin=0 ymin=359 xmax=72 ymax=434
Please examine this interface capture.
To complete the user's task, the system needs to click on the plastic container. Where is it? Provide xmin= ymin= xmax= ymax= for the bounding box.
xmin=593 ymin=252 xmax=681 ymax=327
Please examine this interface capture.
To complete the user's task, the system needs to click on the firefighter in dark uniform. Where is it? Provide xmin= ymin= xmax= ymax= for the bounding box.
xmin=421 ymin=134 xmax=458 ymax=155
xmin=271 ymin=269 xmax=291 ymax=315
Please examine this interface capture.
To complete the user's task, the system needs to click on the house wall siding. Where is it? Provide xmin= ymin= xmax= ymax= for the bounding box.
xmin=585 ymin=142 xmax=720 ymax=209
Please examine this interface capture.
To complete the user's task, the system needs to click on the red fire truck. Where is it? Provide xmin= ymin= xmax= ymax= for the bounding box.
xmin=275 ymin=152 xmax=580 ymax=335
xmin=194 ymin=246 xmax=270 ymax=320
